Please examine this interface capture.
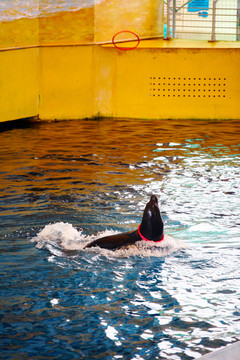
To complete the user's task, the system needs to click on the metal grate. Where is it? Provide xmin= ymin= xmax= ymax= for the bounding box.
xmin=164 ymin=0 xmax=240 ymax=41
xmin=149 ymin=76 xmax=227 ymax=98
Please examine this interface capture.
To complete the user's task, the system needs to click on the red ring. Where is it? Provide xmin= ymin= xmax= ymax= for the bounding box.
xmin=112 ymin=30 xmax=140 ymax=51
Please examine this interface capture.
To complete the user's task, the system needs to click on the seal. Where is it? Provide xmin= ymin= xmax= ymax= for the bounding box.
xmin=84 ymin=195 xmax=164 ymax=250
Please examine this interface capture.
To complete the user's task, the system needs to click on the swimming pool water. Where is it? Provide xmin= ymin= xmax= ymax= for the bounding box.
xmin=0 ymin=118 xmax=239 ymax=359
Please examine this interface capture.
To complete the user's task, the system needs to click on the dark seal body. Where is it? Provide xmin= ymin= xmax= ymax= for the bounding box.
xmin=84 ymin=195 xmax=164 ymax=250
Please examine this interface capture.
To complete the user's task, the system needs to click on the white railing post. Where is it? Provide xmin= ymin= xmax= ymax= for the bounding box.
xmin=211 ymin=0 xmax=219 ymax=42
xmin=172 ymin=0 xmax=176 ymax=38
xmin=166 ymin=0 xmax=172 ymax=39
xmin=237 ymin=0 xmax=240 ymax=41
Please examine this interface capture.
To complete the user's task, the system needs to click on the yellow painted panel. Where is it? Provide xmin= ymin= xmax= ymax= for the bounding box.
xmin=39 ymin=7 xmax=94 ymax=45
xmin=0 ymin=38 xmax=239 ymax=122
xmin=0 ymin=0 xmax=39 ymax=49
xmin=0 ymin=0 xmax=94 ymax=48
xmin=98 ymin=44 xmax=240 ymax=120
xmin=0 ymin=48 xmax=39 ymax=122
xmin=0 ymin=0 xmax=164 ymax=48
xmin=39 ymin=46 xmax=94 ymax=120
xmin=93 ymin=45 xmax=116 ymax=117
xmin=0 ymin=18 xmax=39 ymax=49
xmin=94 ymin=0 xmax=164 ymax=43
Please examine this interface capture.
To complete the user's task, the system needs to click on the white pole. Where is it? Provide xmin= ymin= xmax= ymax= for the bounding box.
xmin=211 ymin=0 xmax=219 ymax=42
xmin=167 ymin=0 xmax=171 ymax=39
xmin=237 ymin=0 xmax=240 ymax=41
xmin=172 ymin=0 xmax=176 ymax=38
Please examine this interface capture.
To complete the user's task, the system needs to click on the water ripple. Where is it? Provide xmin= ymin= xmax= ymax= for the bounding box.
xmin=0 ymin=119 xmax=240 ymax=359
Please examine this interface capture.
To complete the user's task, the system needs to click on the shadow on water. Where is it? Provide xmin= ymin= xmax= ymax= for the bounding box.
xmin=0 ymin=117 xmax=40 ymax=133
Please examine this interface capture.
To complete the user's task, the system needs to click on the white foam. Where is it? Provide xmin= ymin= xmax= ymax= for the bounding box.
xmin=87 ymin=234 xmax=187 ymax=258
xmin=124 ymin=234 xmax=186 ymax=258
xmin=31 ymin=222 xmax=87 ymax=250
xmin=189 ymin=223 xmax=218 ymax=233
xmin=50 ymin=298 xmax=59 ymax=306
xmin=32 ymin=223 xmax=186 ymax=258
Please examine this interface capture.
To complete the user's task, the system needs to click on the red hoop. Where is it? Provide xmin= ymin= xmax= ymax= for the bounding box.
xmin=112 ymin=30 xmax=140 ymax=51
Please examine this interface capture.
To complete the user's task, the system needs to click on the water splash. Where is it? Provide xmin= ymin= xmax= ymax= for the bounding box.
xmin=32 ymin=222 xmax=186 ymax=258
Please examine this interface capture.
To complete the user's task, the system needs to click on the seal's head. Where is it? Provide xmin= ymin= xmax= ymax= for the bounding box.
xmin=138 ymin=195 xmax=164 ymax=242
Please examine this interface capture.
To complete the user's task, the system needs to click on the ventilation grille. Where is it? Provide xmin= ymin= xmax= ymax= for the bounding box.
xmin=149 ymin=76 xmax=227 ymax=98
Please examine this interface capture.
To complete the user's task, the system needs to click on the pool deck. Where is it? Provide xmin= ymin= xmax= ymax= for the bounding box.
xmin=199 ymin=341 xmax=240 ymax=360
xmin=103 ymin=38 xmax=240 ymax=49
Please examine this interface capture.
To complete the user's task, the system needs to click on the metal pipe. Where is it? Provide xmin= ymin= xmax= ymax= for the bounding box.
xmin=211 ymin=0 xmax=219 ymax=42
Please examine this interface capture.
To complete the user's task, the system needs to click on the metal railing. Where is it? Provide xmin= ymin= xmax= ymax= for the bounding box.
xmin=164 ymin=0 xmax=240 ymax=41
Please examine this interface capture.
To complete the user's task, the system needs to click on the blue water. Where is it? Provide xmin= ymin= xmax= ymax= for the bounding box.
xmin=0 ymin=118 xmax=240 ymax=359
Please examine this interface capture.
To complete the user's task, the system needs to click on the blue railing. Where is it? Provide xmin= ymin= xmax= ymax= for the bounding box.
xmin=164 ymin=0 xmax=240 ymax=41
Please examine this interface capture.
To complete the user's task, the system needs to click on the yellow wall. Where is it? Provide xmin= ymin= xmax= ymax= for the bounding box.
xmin=0 ymin=41 xmax=240 ymax=122
xmin=94 ymin=0 xmax=163 ymax=43
xmin=39 ymin=7 xmax=94 ymax=45
xmin=0 ymin=0 xmax=165 ymax=122
xmin=0 ymin=48 xmax=39 ymax=122
xmin=99 ymin=43 xmax=240 ymax=120
xmin=39 ymin=46 xmax=94 ymax=119
xmin=38 ymin=41 xmax=240 ymax=121
xmin=0 ymin=1 xmax=239 ymax=121
xmin=0 ymin=0 xmax=163 ymax=48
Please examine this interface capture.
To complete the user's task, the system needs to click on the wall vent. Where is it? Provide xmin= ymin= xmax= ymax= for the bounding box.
xmin=149 ymin=76 xmax=227 ymax=98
